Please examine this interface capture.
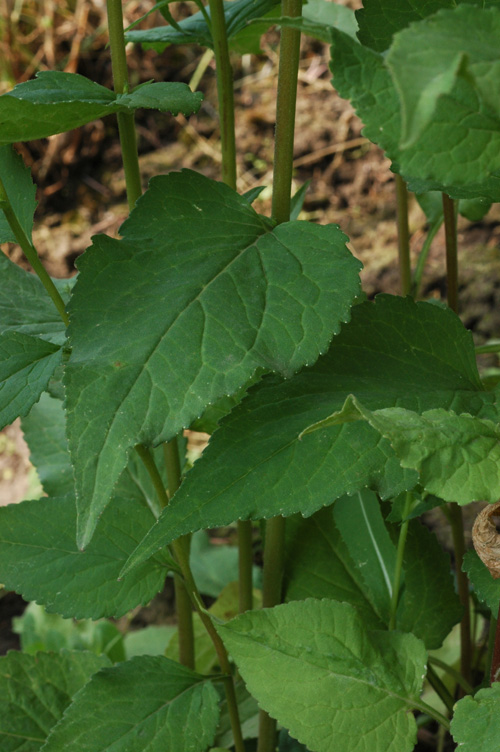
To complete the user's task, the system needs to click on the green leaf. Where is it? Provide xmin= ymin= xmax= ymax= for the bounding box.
xmin=397 ymin=521 xmax=462 ymax=649
xmin=290 ymin=180 xmax=310 ymax=220
xmin=0 ymin=495 xmax=170 ymax=619
xmin=333 ymin=489 xmax=397 ymax=623
xmin=0 ymin=332 xmax=61 ymax=430
xmin=122 ymin=295 xmax=492 ymax=575
xmin=315 ymin=396 xmax=500 ymax=504
xmin=451 ymin=683 xmax=500 ymax=750
xmin=0 ymin=72 xmax=202 ymax=144
xmin=65 ymin=169 xmax=361 ymax=548
xmin=126 ymin=0 xmax=280 ymax=52
xmin=283 ymin=508 xmax=383 ymax=629
xmin=218 ymin=599 xmax=427 ymax=752
xmin=21 ymin=392 xmax=74 ymax=497
xmin=355 ymin=0 xmax=455 ymax=53
xmin=0 ymin=253 xmax=71 ymax=345
xmin=215 ymin=681 xmax=260 ymax=748
xmin=13 ymin=602 xmax=126 ymax=663
xmin=330 ymin=24 xmax=500 ymax=201
xmin=0 ymin=145 xmax=37 ymax=242
xmin=42 ymin=656 xmax=220 ymax=752
xmin=463 ymin=549 xmax=500 ymax=617
xmin=0 ymin=650 xmax=109 ymax=752
xmin=387 ymin=6 xmax=500 ymax=147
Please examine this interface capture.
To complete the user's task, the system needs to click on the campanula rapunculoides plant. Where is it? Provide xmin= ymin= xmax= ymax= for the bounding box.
xmin=1 ymin=1 xmax=500 ymax=751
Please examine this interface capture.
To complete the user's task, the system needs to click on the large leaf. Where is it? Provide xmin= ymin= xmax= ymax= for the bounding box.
xmin=121 ymin=295 xmax=493 ymax=575
xmin=0 ymin=495 xmax=170 ymax=619
xmin=42 ymin=655 xmax=220 ymax=752
xmin=330 ymin=23 xmax=500 ymax=201
xmin=271 ymin=1 xmax=358 ymax=43
xmin=218 ymin=599 xmax=427 ymax=752
xmin=65 ymin=168 xmax=361 ymax=548
xmin=0 ymin=650 xmax=109 ymax=752
xmin=0 ymin=145 xmax=37 ymax=243
xmin=0 ymin=72 xmax=202 ymax=144
xmin=314 ymin=397 xmax=500 ymax=504
xmin=0 ymin=253 xmax=71 ymax=345
xmin=333 ymin=489 xmax=397 ymax=623
xmin=0 ymin=332 xmax=61 ymax=429
xmin=451 ymin=683 xmax=500 ymax=750
xmin=126 ymin=0 xmax=280 ymax=52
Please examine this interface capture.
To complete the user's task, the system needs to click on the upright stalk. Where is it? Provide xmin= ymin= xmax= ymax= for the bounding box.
xmin=271 ymin=0 xmax=302 ymax=225
xmin=106 ymin=0 xmax=142 ymax=209
xmin=395 ymin=174 xmax=411 ymax=296
xmin=0 ymin=177 xmax=69 ymax=326
xmin=258 ymin=5 xmax=302 ymax=750
xmin=442 ymin=193 xmax=471 ymax=687
xmin=208 ymin=0 xmax=236 ymax=189
xmin=164 ymin=439 xmax=196 ymax=670
xmin=442 ymin=193 xmax=458 ymax=313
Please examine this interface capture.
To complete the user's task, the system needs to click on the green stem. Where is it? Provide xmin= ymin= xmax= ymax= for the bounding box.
xmin=426 ymin=664 xmax=455 ymax=713
xmin=237 ymin=520 xmax=254 ymax=612
xmin=171 ymin=537 xmax=246 ymax=752
xmin=388 ymin=491 xmax=412 ymax=630
xmin=428 ymin=656 xmax=474 ymax=696
xmin=257 ymin=516 xmax=287 ymax=752
xmin=271 ymin=0 xmax=302 ymax=224
xmin=447 ymin=502 xmax=472 ymax=687
xmin=208 ymin=0 xmax=236 ymax=189
xmin=106 ymin=0 xmax=142 ymax=209
xmin=411 ymin=217 xmax=442 ymax=298
xmin=485 ymin=614 xmax=497 ymax=685
xmin=442 ymin=193 xmax=458 ymax=313
xmin=395 ymin=174 xmax=411 ymax=296
xmin=411 ymin=699 xmax=451 ymax=732
xmin=0 ymin=177 xmax=69 ymax=326
xmin=135 ymin=443 xmax=195 ymax=670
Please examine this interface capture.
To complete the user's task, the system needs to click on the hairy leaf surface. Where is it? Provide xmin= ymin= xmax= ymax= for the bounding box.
xmin=0 ymin=495 xmax=169 ymax=619
xmin=42 ymin=656 xmax=220 ymax=752
xmin=0 ymin=72 xmax=202 ymax=143
xmin=0 ymin=650 xmax=109 ymax=752
xmin=122 ymin=295 xmax=492 ymax=575
xmin=0 ymin=332 xmax=61 ymax=430
xmin=65 ymin=169 xmax=361 ymax=547
xmin=218 ymin=600 xmax=427 ymax=752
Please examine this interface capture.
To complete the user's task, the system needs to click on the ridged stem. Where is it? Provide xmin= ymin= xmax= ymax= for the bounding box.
xmin=395 ymin=174 xmax=411 ymax=296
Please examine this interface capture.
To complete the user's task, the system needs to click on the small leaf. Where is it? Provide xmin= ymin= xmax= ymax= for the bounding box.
xmin=0 ymin=252 xmax=72 ymax=345
xmin=42 ymin=656 xmax=220 ymax=752
xmin=65 ymin=169 xmax=360 ymax=548
xmin=218 ymin=599 xmax=427 ymax=752
xmin=451 ymin=683 xmax=500 ymax=750
xmin=0 ymin=331 xmax=61 ymax=430
xmin=0 ymin=72 xmax=202 ymax=144
xmin=271 ymin=0 xmax=358 ymax=43
xmin=0 ymin=495 xmax=170 ymax=620
xmin=0 ymin=650 xmax=109 ymax=752
xmin=333 ymin=489 xmax=397 ymax=623
xmin=0 ymin=145 xmax=37 ymax=242
xmin=463 ymin=549 xmax=500 ymax=618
